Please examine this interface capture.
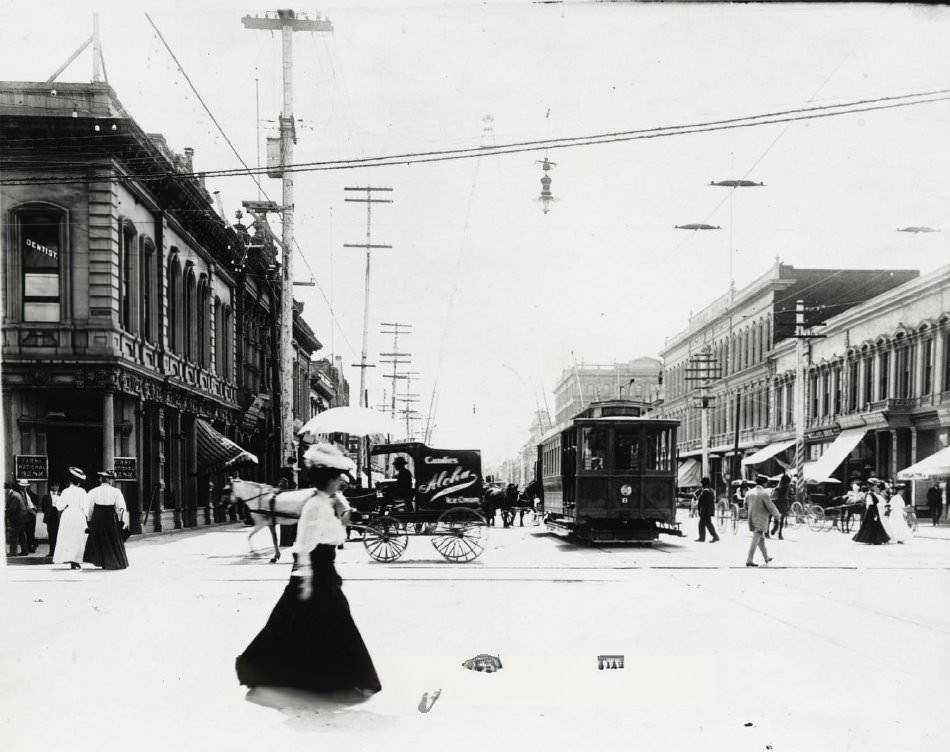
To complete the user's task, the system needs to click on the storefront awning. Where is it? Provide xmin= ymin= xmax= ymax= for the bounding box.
xmin=677 ymin=457 xmax=701 ymax=487
xmin=898 ymin=445 xmax=950 ymax=480
xmin=741 ymin=439 xmax=796 ymax=467
xmin=196 ymin=419 xmax=258 ymax=473
xmin=802 ymin=428 xmax=866 ymax=482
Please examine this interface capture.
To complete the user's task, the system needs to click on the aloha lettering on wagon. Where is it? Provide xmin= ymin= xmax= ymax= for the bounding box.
xmin=424 ymin=456 xmax=458 ymax=465
xmin=25 ymin=237 xmax=58 ymax=260
xmin=418 ymin=466 xmax=478 ymax=500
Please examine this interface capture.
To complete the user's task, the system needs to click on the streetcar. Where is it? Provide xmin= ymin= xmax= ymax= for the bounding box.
xmin=538 ymin=399 xmax=683 ymax=543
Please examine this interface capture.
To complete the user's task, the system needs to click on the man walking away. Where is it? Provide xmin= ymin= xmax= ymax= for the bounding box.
xmin=694 ymin=476 xmax=719 ymax=543
xmin=17 ymin=479 xmax=39 ymax=553
xmin=41 ymin=482 xmax=62 ymax=559
xmin=5 ymin=482 xmax=30 ymax=556
xmin=927 ymin=483 xmax=943 ymax=526
xmin=745 ymin=474 xmax=781 ymax=567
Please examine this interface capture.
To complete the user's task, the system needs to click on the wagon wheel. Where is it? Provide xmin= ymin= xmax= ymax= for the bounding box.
xmin=363 ymin=516 xmax=409 ymax=562
xmin=431 ymin=508 xmax=487 ymax=563
xmin=807 ymin=506 xmax=826 ymax=532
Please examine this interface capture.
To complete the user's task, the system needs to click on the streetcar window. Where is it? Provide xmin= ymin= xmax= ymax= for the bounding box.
xmin=645 ymin=427 xmax=673 ymax=470
xmin=580 ymin=427 xmax=608 ymax=470
xmin=613 ymin=428 xmax=642 ymax=471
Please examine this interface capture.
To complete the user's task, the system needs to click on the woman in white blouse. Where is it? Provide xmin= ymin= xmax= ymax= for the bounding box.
xmin=236 ymin=443 xmax=381 ymax=697
xmin=53 ymin=467 xmax=90 ymax=570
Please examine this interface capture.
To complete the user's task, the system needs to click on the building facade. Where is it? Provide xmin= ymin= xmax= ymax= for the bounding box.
xmin=552 ymin=358 xmax=663 ymax=426
xmin=1 ymin=81 xmax=324 ymax=532
xmin=657 ymin=262 xmax=918 ymax=495
xmin=770 ymin=264 xmax=950 ymax=510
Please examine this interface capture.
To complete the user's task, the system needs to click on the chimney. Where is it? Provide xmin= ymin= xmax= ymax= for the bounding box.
xmin=183 ymin=147 xmax=194 ymax=173
xmin=213 ymin=190 xmax=227 ymax=220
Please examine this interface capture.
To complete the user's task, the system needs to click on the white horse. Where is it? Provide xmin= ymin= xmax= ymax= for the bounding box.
xmin=227 ymin=478 xmax=317 ymax=563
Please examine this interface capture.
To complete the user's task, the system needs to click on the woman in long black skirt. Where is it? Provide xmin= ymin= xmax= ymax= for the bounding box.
xmin=236 ymin=444 xmax=381 ymax=696
xmin=83 ymin=470 xmax=130 ymax=570
xmin=853 ymin=480 xmax=891 ymax=545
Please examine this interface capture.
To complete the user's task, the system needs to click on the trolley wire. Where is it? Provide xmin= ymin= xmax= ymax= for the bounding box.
xmin=3 ymin=88 xmax=949 ymax=186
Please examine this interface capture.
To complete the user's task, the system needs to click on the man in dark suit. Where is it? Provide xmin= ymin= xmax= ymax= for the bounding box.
xmin=16 ymin=479 xmax=38 ymax=553
xmin=5 ymin=482 xmax=30 ymax=556
xmin=40 ymin=482 xmax=62 ymax=558
xmin=694 ymin=476 xmax=720 ymax=543
xmin=927 ymin=483 xmax=943 ymax=526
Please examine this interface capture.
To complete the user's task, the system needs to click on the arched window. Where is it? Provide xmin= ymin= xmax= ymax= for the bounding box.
xmin=196 ymin=276 xmax=209 ymax=367
xmin=168 ymin=256 xmax=181 ymax=353
xmin=184 ymin=266 xmax=197 ymax=361
xmin=223 ymin=305 xmax=233 ymax=379
xmin=10 ymin=203 xmax=67 ymax=322
xmin=213 ymin=296 xmax=223 ymax=374
xmin=119 ymin=220 xmax=137 ymax=332
xmin=140 ymin=237 xmax=157 ymax=343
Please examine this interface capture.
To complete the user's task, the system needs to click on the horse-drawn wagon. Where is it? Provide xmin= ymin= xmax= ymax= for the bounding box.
xmin=354 ymin=442 xmax=489 ymax=562
xmin=227 ymin=441 xmax=490 ymax=563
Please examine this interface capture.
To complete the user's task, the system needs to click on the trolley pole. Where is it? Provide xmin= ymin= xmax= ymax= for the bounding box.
xmin=243 ymin=9 xmax=333 ymax=467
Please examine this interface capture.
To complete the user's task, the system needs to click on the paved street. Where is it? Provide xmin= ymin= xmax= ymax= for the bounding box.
xmin=3 ymin=511 xmax=949 ymax=752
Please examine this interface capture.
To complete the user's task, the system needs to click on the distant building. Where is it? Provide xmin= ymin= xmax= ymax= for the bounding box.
xmin=656 ymin=261 xmax=921 ymax=495
xmin=553 ymin=358 xmax=662 ymax=425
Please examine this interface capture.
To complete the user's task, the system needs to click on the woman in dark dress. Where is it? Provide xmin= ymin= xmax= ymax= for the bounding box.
xmin=236 ymin=444 xmax=381 ymax=696
xmin=83 ymin=470 xmax=130 ymax=570
xmin=853 ymin=480 xmax=891 ymax=545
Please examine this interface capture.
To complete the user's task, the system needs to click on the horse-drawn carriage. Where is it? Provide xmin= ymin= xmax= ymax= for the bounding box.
xmin=356 ymin=442 xmax=489 ymax=562
xmin=228 ymin=441 xmax=490 ymax=563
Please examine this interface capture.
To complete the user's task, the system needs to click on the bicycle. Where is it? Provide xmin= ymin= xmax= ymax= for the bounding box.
xmin=787 ymin=498 xmax=828 ymax=532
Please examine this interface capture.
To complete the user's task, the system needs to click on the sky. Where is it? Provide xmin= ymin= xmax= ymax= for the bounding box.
xmin=3 ymin=0 xmax=950 ymax=466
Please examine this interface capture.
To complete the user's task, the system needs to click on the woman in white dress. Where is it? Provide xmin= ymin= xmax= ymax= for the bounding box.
xmin=53 ymin=467 xmax=89 ymax=569
xmin=884 ymin=484 xmax=912 ymax=544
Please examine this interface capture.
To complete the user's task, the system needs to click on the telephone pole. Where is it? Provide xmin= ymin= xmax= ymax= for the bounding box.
xmin=345 ymin=186 xmax=393 ymax=477
xmin=685 ymin=344 xmax=721 ymax=481
xmin=380 ymin=322 xmax=413 ymax=423
xmin=243 ymin=9 xmax=333 ymax=466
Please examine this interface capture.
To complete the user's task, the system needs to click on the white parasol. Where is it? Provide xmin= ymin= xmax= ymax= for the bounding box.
xmin=297 ymin=406 xmax=404 ymax=439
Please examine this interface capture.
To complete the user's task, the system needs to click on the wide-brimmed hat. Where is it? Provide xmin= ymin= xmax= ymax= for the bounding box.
xmin=15 ymin=478 xmax=30 ymax=487
xmin=755 ymin=474 xmax=770 ymax=484
xmin=97 ymin=470 xmax=116 ymax=480
xmin=68 ymin=467 xmax=86 ymax=482
xmin=393 ymin=457 xmax=408 ymax=466
xmin=303 ymin=442 xmax=357 ymax=476
xmin=867 ymin=477 xmax=883 ymax=486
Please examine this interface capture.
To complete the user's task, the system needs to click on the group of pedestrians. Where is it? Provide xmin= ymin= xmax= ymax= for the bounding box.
xmin=5 ymin=466 xmax=130 ymax=570
xmin=852 ymin=478 xmax=914 ymax=545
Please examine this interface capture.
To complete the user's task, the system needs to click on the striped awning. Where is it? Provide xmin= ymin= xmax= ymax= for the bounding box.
xmin=196 ymin=419 xmax=258 ymax=473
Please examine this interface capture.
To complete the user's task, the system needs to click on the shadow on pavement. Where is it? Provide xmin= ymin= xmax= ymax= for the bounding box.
xmin=245 ymin=686 xmax=397 ymax=732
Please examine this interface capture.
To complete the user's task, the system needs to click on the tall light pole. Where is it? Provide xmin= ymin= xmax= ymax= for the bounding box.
xmin=675 ymin=223 xmax=721 ymax=481
xmin=709 ymin=177 xmax=765 ymax=484
xmin=243 ymin=9 xmax=333 ymax=467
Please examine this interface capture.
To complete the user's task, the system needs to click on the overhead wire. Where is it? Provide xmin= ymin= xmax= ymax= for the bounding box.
xmin=140 ymin=11 xmax=358 ymax=362
xmin=4 ymin=87 xmax=949 ymax=186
